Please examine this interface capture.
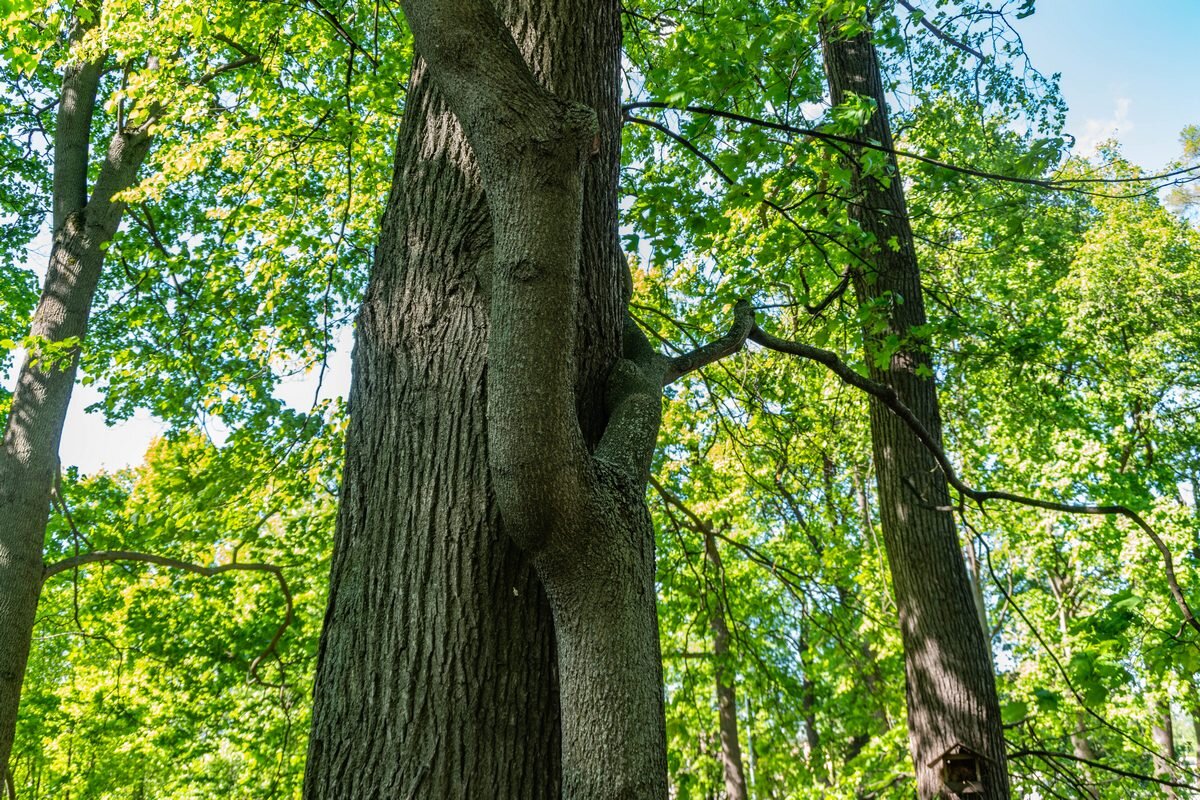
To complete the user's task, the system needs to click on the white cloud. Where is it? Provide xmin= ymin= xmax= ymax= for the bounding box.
xmin=1074 ymin=96 xmax=1134 ymax=155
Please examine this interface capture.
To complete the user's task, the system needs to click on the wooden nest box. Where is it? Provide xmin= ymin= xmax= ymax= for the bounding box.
xmin=927 ymin=743 xmax=988 ymax=796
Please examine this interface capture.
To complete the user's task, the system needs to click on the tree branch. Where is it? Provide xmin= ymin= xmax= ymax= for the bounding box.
xmin=664 ymin=299 xmax=754 ymax=384
xmin=622 ymin=102 xmax=1200 ymax=195
xmin=651 ymin=297 xmax=1200 ymax=637
xmin=197 ymin=54 xmax=261 ymax=87
xmin=896 ymin=0 xmax=986 ymax=61
xmin=747 ymin=321 xmax=1200 ymax=636
xmin=1008 ymin=748 xmax=1200 ymax=792
xmin=42 ymin=550 xmax=294 ymax=686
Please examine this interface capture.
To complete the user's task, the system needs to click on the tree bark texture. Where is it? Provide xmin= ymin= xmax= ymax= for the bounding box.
xmin=819 ymin=19 xmax=1010 ymax=800
xmin=0 ymin=29 xmax=150 ymax=773
xmin=303 ymin=1 xmax=665 ymax=797
xmin=300 ymin=54 xmax=564 ymax=800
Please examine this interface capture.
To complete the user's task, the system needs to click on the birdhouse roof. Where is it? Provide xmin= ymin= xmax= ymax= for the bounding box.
xmin=926 ymin=742 xmax=992 ymax=768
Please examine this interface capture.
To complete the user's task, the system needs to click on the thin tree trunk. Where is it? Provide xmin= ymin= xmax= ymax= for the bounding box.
xmin=1189 ymin=681 xmax=1200 ymax=774
xmin=1050 ymin=572 xmax=1099 ymax=797
xmin=797 ymin=627 xmax=823 ymax=772
xmin=704 ymin=529 xmax=750 ymax=800
xmin=0 ymin=14 xmax=151 ymax=771
xmin=304 ymin=0 xmax=646 ymax=796
xmin=744 ymin=696 xmax=758 ymax=798
xmin=819 ymin=17 xmax=1009 ymax=800
xmin=1153 ymin=700 xmax=1178 ymax=800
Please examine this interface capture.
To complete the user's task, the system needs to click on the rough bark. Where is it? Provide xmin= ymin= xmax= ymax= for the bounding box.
xmin=704 ymin=530 xmax=749 ymax=800
xmin=819 ymin=18 xmax=1010 ymax=800
xmin=0 ymin=21 xmax=151 ymax=772
xmin=304 ymin=1 xmax=659 ymax=797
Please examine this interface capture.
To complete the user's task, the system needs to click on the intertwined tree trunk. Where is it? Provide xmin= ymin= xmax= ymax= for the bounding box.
xmin=304 ymin=1 xmax=672 ymax=797
xmin=819 ymin=17 xmax=1011 ymax=800
xmin=0 ymin=17 xmax=150 ymax=774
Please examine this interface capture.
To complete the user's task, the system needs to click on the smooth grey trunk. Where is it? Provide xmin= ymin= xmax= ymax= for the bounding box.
xmin=797 ymin=628 xmax=823 ymax=773
xmin=0 ymin=19 xmax=150 ymax=774
xmin=703 ymin=529 xmax=749 ymax=800
xmin=964 ymin=540 xmax=991 ymax=648
xmin=744 ymin=696 xmax=758 ymax=797
xmin=305 ymin=1 xmax=667 ymax=798
xmin=819 ymin=17 xmax=1010 ymax=800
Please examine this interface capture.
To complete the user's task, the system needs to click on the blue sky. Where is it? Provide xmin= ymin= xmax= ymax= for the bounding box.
xmin=32 ymin=2 xmax=1200 ymax=473
xmin=1013 ymin=0 xmax=1200 ymax=168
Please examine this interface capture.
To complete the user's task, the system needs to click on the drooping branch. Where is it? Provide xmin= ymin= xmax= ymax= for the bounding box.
xmin=42 ymin=551 xmax=294 ymax=686
xmin=622 ymin=102 xmax=1200 ymax=196
xmin=746 ymin=321 xmax=1200 ymax=636
xmin=895 ymin=0 xmax=986 ymax=61
xmin=656 ymin=299 xmax=1200 ymax=636
xmin=1009 ymin=748 xmax=1200 ymax=791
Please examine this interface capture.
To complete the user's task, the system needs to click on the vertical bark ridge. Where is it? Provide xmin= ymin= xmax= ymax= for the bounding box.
xmin=304 ymin=61 xmax=562 ymax=798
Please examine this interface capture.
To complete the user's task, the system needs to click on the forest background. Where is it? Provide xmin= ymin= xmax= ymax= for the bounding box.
xmin=3 ymin=0 xmax=1200 ymax=797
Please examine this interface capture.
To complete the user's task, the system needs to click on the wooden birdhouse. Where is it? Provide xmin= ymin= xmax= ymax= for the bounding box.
xmin=927 ymin=743 xmax=987 ymax=796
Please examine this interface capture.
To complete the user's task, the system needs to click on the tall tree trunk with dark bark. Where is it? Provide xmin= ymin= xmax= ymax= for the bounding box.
xmin=304 ymin=1 xmax=672 ymax=798
xmin=819 ymin=16 xmax=1010 ymax=799
xmin=0 ymin=13 xmax=151 ymax=776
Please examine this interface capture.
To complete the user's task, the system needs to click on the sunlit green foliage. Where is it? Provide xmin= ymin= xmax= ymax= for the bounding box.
xmin=6 ymin=0 xmax=1200 ymax=797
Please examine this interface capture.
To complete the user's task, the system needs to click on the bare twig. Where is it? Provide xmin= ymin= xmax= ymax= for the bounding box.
xmin=896 ymin=0 xmax=986 ymax=61
xmin=1008 ymin=749 xmax=1200 ymax=792
xmin=42 ymin=551 xmax=294 ymax=686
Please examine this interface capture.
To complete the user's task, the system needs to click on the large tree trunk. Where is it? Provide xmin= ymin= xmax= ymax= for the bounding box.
xmin=0 ymin=21 xmax=150 ymax=773
xmin=819 ymin=17 xmax=1010 ymax=800
xmin=304 ymin=0 xmax=657 ymax=797
xmin=300 ymin=56 xmax=565 ymax=796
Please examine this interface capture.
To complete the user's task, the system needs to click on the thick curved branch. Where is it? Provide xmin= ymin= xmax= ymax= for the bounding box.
xmin=43 ymin=551 xmax=293 ymax=686
xmin=399 ymin=0 xmax=598 ymax=544
xmin=665 ymin=300 xmax=754 ymax=384
xmin=748 ymin=322 xmax=1200 ymax=636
